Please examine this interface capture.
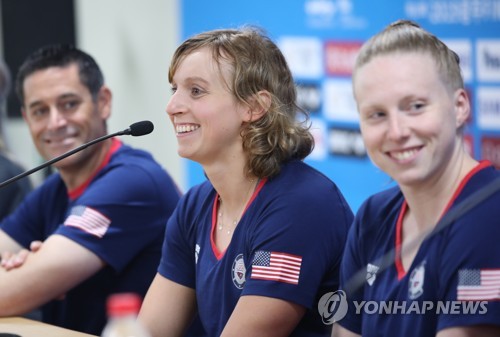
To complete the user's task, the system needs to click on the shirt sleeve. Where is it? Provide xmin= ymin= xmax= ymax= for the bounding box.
xmin=56 ymin=164 xmax=173 ymax=272
xmin=241 ymin=184 xmax=352 ymax=309
xmin=437 ymin=192 xmax=500 ymax=331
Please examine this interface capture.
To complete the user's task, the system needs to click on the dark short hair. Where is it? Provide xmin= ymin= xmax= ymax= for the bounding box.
xmin=15 ymin=44 xmax=104 ymax=105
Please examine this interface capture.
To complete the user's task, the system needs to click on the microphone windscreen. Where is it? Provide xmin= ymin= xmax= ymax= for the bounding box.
xmin=129 ymin=120 xmax=154 ymax=136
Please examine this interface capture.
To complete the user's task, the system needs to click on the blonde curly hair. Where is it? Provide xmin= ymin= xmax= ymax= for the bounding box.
xmin=169 ymin=27 xmax=314 ymax=179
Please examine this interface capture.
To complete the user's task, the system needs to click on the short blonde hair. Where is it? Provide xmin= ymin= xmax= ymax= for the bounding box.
xmin=353 ymin=20 xmax=464 ymax=93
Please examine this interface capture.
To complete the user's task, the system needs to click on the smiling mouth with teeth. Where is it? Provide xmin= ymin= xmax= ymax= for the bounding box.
xmin=44 ymin=137 xmax=75 ymax=146
xmin=391 ymin=148 xmax=419 ymax=161
xmin=176 ymin=124 xmax=200 ymax=134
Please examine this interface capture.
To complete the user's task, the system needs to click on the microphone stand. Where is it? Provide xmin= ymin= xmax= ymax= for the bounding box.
xmin=0 ymin=129 xmax=128 ymax=189
xmin=0 ymin=120 xmax=153 ymax=190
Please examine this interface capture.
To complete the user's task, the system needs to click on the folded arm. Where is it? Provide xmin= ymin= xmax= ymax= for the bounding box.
xmin=0 ymin=232 xmax=105 ymax=315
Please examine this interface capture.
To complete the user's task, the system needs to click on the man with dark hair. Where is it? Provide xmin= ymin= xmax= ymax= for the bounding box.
xmin=0 ymin=44 xmax=181 ymax=335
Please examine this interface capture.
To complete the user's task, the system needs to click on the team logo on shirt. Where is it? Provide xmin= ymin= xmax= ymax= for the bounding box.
xmin=232 ymin=254 xmax=246 ymax=289
xmin=408 ymin=262 xmax=426 ymax=299
xmin=366 ymin=263 xmax=380 ymax=286
xmin=195 ymin=244 xmax=200 ymax=264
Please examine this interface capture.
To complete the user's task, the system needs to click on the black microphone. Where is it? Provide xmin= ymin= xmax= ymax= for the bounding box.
xmin=0 ymin=120 xmax=154 ymax=189
xmin=118 ymin=120 xmax=154 ymax=137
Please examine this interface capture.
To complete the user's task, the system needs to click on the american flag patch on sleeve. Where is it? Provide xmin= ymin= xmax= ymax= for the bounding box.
xmin=64 ymin=205 xmax=111 ymax=238
xmin=457 ymin=269 xmax=500 ymax=301
xmin=250 ymin=250 xmax=302 ymax=285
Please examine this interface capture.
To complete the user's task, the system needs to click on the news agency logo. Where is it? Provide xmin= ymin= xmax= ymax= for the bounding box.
xmin=318 ymin=290 xmax=348 ymax=324
xmin=317 ymin=290 xmax=489 ymax=324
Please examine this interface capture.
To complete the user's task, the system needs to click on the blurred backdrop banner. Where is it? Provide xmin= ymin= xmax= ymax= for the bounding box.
xmin=182 ymin=0 xmax=500 ymax=211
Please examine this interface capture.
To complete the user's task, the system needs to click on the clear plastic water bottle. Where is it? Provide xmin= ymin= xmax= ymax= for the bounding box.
xmin=101 ymin=292 xmax=151 ymax=337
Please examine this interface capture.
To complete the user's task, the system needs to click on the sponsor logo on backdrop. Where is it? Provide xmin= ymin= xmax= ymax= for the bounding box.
xmin=328 ymin=127 xmax=366 ymax=157
xmin=279 ymin=37 xmax=323 ymax=79
xmin=477 ymin=86 xmax=500 ymax=129
xmin=324 ymin=41 xmax=363 ymax=76
xmin=405 ymin=0 xmax=500 ymax=25
xmin=305 ymin=0 xmax=368 ymax=29
xmin=296 ymin=82 xmax=322 ymax=113
xmin=323 ymin=78 xmax=358 ymax=122
xmin=477 ymin=40 xmax=500 ymax=82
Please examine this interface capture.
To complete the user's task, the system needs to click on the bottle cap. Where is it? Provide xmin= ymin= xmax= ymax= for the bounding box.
xmin=107 ymin=292 xmax=142 ymax=316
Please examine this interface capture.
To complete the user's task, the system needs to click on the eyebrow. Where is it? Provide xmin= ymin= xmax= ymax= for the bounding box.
xmin=27 ymin=93 xmax=81 ymax=110
xmin=180 ymin=76 xmax=210 ymax=86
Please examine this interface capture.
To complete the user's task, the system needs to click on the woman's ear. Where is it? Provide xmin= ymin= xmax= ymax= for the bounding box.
xmin=454 ymin=88 xmax=470 ymax=129
xmin=245 ymin=90 xmax=271 ymax=122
